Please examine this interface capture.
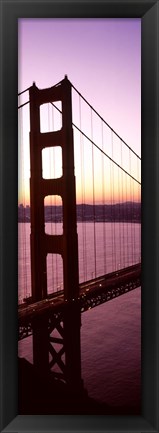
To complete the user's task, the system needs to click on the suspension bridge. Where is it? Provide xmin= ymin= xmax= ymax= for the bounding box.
xmin=18 ymin=76 xmax=141 ymax=394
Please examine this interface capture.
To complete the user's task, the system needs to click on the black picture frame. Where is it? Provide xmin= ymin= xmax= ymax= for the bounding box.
xmin=1 ymin=0 xmax=159 ymax=432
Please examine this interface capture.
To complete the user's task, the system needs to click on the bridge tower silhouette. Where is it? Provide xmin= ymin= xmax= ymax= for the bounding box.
xmin=29 ymin=76 xmax=83 ymax=392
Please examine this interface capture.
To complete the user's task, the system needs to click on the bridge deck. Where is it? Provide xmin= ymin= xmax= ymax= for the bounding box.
xmin=18 ymin=263 xmax=141 ymax=328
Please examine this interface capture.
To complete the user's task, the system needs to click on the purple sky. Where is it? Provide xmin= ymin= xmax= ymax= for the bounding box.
xmin=18 ymin=19 xmax=141 ymax=204
xmin=19 ymin=18 xmax=141 ymax=154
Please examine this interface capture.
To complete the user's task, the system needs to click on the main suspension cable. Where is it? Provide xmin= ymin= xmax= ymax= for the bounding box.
xmin=70 ymin=82 xmax=141 ymax=161
xmin=50 ymin=102 xmax=141 ymax=186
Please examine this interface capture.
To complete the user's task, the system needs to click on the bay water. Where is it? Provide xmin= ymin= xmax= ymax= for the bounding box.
xmin=18 ymin=222 xmax=141 ymax=409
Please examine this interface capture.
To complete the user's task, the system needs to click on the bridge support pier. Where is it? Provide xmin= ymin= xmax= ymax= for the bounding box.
xmin=32 ymin=317 xmax=49 ymax=374
xmin=63 ymin=302 xmax=83 ymax=393
xmin=31 ymin=302 xmax=83 ymax=395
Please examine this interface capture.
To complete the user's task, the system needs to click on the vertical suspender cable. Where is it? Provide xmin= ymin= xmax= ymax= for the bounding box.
xmin=129 ymin=149 xmax=133 ymax=265
xmin=19 ymin=104 xmax=28 ymax=300
xmin=91 ymin=108 xmax=97 ymax=279
xmin=101 ymin=120 xmax=107 ymax=274
xmin=110 ymin=131 xmax=113 ymax=272
xmin=125 ymin=171 xmax=129 ymax=267
xmin=118 ymin=163 xmax=122 ymax=271
xmin=137 ymin=157 xmax=141 ymax=263
xmin=132 ymin=160 xmax=135 ymax=264
xmin=79 ymin=95 xmax=86 ymax=282
xmin=111 ymin=131 xmax=116 ymax=271
xmin=137 ymin=157 xmax=139 ymax=263
xmin=83 ymin=127 xmax=87 ymax=281
xmin=121 ymin=140 xmax=125 ymax=268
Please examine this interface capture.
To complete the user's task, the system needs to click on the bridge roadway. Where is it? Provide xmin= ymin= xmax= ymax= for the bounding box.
xmin=18 ymin=263 xmax=141 ymax=340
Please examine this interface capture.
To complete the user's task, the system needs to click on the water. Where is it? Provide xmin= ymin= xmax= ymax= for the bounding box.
xmin=18 ymin=222 xmax=141 ymax=409
xmin=18 ymin=221 xmax=141 ymax=299
xmin=81 ymin=287 xmax=141 ymax=408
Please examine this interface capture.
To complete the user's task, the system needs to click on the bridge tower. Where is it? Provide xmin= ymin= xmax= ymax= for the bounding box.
xmin=29 ymin=76 xmax=82 ymax=392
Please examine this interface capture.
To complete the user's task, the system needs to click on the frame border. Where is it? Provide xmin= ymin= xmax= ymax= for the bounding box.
xmin=0 ymin=1 xmax=159 ymax=432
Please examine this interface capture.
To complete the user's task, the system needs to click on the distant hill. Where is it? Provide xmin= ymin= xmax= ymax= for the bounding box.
xmin=18 ymin=202 xmax=141 ymax=223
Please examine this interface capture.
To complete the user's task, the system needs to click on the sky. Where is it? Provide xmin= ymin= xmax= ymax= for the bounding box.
xmin=18 ymin=18 xmax=141 ymax=205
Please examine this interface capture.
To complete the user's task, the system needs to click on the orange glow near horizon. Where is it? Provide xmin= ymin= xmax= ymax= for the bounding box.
xmin=18 ymin=185 xmax=141 ymax=207
xmin=18 ymin=166 xmax=141 ymax=206
xmin=18 ymin=90 xmax=141 ymax=209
